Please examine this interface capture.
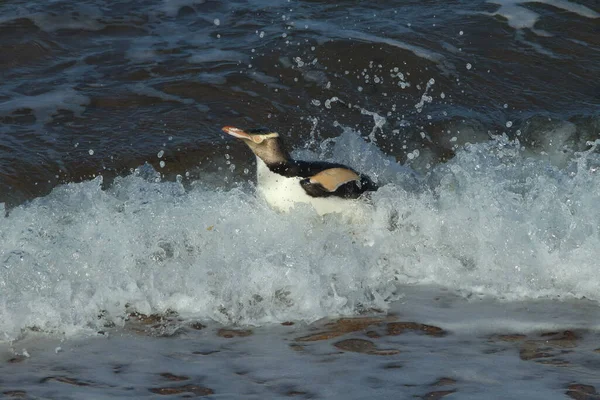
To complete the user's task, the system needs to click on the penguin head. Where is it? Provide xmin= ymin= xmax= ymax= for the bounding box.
xmin=222 ymin=126 xmax=289 ymax=164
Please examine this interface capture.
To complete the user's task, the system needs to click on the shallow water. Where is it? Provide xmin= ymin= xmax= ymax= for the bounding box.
xmin=2 ymin=289 xmax=600 ymax=399
xmin=1 ymin=0 xmax=600 ymax=397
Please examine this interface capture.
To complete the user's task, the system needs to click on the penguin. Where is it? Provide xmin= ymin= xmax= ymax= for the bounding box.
xmin=222 ymin=126 xmax=378 ymax=215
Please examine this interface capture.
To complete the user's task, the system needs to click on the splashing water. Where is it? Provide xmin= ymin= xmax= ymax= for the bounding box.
xmin=1 ymin=130 xmax=600 ymax=341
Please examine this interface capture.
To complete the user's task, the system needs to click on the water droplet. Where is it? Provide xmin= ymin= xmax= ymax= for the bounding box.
xmin=159 ymin=161 xmax=166 ymax=168
xmin=213 ymin=18 xmax=220 ymax=26
xmin=88 ymin=149 xmax=94 ymax=155
xmin=466 ymin=63 xmax=472 ymax=70
xmin=506 ymin=121 xmax=513 ymax=128
xmin=157 ymin=150 xmax=164 ymax=158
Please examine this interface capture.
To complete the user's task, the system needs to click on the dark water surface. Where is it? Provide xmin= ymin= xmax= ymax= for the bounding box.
xmin=1 ymin=0 xmax=598 ymax=206
xmin=4 ymin=9 xmax=600 ymax=395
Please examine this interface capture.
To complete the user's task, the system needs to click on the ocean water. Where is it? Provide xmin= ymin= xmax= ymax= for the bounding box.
xmin=1 ymin=0 xmax=600 ymax=398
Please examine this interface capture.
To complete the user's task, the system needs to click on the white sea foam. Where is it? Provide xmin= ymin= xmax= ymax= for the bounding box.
xmin=1 ymin=131 xmax=600 ymax=341
xmin=525 ymin=0 xmax=598 ymax=18
xmin=486 ymin=1 xmax=543 ymax=31
xmin=486 ymin=0 xmax=598 ymax=35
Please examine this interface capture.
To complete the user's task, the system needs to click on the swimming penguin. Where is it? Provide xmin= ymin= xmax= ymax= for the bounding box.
xmin=222 ymin=126 xmax=378 ymax=215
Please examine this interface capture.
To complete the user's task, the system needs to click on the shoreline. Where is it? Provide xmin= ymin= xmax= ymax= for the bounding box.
xmin=3 ymin=289 xmax=600 ymax=399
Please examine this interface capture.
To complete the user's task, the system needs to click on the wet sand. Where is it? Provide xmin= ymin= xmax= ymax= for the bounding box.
xmin=3 ymin=301 xmax=600 ymax=399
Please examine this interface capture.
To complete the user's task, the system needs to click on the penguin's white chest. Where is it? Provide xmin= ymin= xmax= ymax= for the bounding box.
xmin=255 ymin=158 xmax=351 ymax=215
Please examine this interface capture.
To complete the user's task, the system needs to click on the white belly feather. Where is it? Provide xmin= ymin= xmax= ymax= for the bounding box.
xmin=255 ymin=157 xmax=360 ymax=216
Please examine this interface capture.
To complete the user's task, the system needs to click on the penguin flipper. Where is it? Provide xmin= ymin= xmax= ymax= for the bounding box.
xmin=299 ymin=178 xmax=332 ymax=197
xmin=300 ymin=168 xmax=377 ymax=199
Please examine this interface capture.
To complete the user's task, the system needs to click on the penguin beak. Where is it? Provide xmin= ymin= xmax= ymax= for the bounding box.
xmin=222 ymin=126 xmax=252 ymax=140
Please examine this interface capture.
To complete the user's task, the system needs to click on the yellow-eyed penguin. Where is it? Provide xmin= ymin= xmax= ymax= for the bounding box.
xmin=222 ymin=126 xmax=377 ymax=215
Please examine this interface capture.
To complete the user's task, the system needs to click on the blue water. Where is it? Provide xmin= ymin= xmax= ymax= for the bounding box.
xmin=1 ymin=0 xmax=599 ymax=398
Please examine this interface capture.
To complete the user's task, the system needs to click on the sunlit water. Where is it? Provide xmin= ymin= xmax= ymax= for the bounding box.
xmin=1 ymin=0 xmax=599 ymax=398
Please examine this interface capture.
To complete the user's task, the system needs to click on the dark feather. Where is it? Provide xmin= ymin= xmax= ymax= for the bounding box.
xmin=269 ymin=160 xmax=357 ymax=178
xmin=300 ymin=175 xmax=377 ymax=199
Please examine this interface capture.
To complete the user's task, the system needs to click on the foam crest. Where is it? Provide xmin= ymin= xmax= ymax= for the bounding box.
xmin=486 ymin=0 xmax=598 ymax=35
xmin=0 ymin=161 xmax=396 ymax=340
xmin=2 ymin=132 xmax=600 ymax=341
xmin=380 ymin=136 xmax=600 ymax=298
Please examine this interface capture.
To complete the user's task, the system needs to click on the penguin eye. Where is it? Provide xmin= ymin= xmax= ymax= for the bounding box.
xmin=252 ymin=135 xmax=264 ymax=144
